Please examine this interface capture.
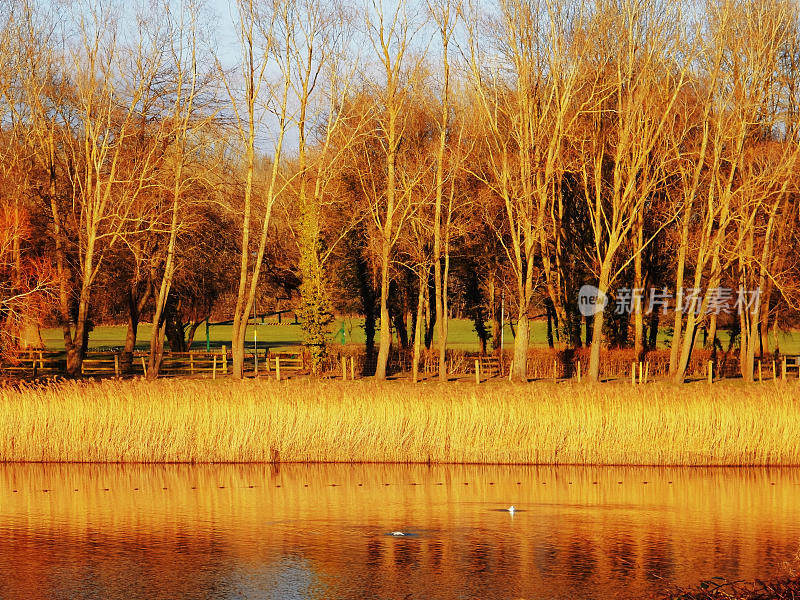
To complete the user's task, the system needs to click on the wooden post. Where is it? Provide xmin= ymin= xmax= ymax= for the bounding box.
xmin=350 ymin=357 xmax=355 ymax=380
xmin=782 ymin=357 xmax=787 ymax=381
xmin=190 ymin=353 xmax=195 ymax=375
xmin=638 ymin=361 xmax=643 ymax=385
xmin=276 ymin=356 xmax=281 ymax=382
xmin=475 ymin=359 xmax=480 ymax=384
xmin=253 ymin=352 xmax=258 ymax=376
xmin=758 ymin=360 xmax=762 ymax=382
xmin=212 ymin=355 xmax=217 ymax=380
xmin=114 ymin=354 xmax=120 ymax=377
xmin=553 ymin=359 xmax=557 ymax=381
xmin=631 ymin=362 xmax=636 ymax=385
xmin=707 ymin=360 xmax=713 ymax=384
xmin=577 ymin=360 xmax=581 ymax=383
xmin=222 ymin=345 xmax=227 ymax=375
xmin=644 ymin=362 xmax=649 ymax=384
xmin=141 ymin=357 xmax=148 ymax=378
xmin=773 ymin=359 xmax=777 ymax=382
xmin=265 ymin=352 xmax=271 ymax=375
xmin=341 ymin=356 xmax=347 ymax=381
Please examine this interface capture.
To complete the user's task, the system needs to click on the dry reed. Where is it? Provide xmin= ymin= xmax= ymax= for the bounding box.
xmin=0 ymin=379 xmax=798 ymax=464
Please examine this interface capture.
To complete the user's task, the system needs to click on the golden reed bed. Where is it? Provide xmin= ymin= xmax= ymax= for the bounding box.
xmin=0 ymin=379 xmax=798 ymax=465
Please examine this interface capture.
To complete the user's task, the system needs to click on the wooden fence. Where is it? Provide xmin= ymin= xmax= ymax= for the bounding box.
xmin=0 ymin=348 xmax=311 ymax=379
xmin=0 ymin=350 xmax=63 ymax=377
xmin=3 ymin=346 xmax=799 ymax=382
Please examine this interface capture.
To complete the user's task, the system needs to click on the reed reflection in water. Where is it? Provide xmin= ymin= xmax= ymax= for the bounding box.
xmin=0 ymin=464 xmax=798 ymax=599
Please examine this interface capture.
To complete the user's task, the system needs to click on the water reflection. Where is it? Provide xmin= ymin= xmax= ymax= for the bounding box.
xmin=0 ymin=464 xmax=798 ymax=599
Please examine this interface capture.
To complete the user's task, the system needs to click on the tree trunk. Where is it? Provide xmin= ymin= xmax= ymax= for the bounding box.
xmin=511 ymin=312 xmax=528 ymax=382
xmin=121 ymin=279 xmax=152 ymax=373
xmin=375 ymin=238 xmax=392 ymax=380
xmin=647 ymin=309 xmax=659 ymax=350
xmin=425 ymin=270 xmax=437 ymax=349
xmin=436 ymin=253 xmax=449 ymax=381
xmin=358 ymin=262 xmax=376 ymax=366
xmin=545 ymin=300 xmax=555 ymax=349
xmin=412 ymin=267 xmax=426 ymax=383
xmin=67 ymin=289 xmax=91 ymax=377
xmin=633 ymin=215 xmax=644 ymax=361
xmin=587 ymin=262 xmax=611 ymax=381
xmin=669 ymin=243 xmax=688 ymax=374
xmin=707 ymin=313 xmax=719 ymax=363
xmin=67 ymin=239 xmax=96 ymax=377
xmin=490 ymin=278 xmax=501 ymax=351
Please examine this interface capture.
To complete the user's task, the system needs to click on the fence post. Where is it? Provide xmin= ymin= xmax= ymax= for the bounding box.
xmin=253 ymin=351 xmax=258 ymax=377
xmin=114 ymin=354 xmax=120 ymax=377
xmin=782 ymin=357 xmax=787 ymax=381
xmin=342 ymin=356 xmax=347 ymax=381
xmin=758 ymin=360 xmax=762 ymax=382
xmin=222 ymin=345 xmax=227 ymax=375
xmin=707 ymin=360 xmax=713 ymax=384
xmin=141 ymin=357 xmax=148 ymax=378
xmin=631 ymin=362 xmax=636 ymax=385
xmin=190 ymin=353 xmax=195 ymax=375
xmin=644 ymin=362 xmax=649 ymax=384
xmin=212 ymin=356 xmax=217 ymax=380
xmin=507 ymin=359 xmax=513 ymax=382
xmin=276 ymin=356 xmax=281 ymax=382
xmin=350 ymin=357 xmax=355 ymax=380
xmin=553 ymin=359 xmax=557 ymax=381
xmin=773 ymin=359 xmax=777 ymax=382
xmin=577 ymin=360 xmax=581 ymax=383
xmin=475 ymin=359 xmax=481 ymax=384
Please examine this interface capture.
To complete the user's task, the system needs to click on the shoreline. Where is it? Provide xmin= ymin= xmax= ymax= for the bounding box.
xmin=2 ymin=378 xmax=799 ymax=465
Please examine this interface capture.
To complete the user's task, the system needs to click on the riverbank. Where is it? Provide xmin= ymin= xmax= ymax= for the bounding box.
xmin=1 ymin=379 xmax=798 ymax=464
xmin=666 ymin=576 xmax=800 ymax=599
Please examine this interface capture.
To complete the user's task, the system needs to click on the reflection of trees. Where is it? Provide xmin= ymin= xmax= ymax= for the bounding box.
xmin=608 ymin=533 xmax=637 ymax=579
xmin=0 ymin=463 xmax=798 ymax=599
xmin=645 ymin=533 xmax=676 ymax=583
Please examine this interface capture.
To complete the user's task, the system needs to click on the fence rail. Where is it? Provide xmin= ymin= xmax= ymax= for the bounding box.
xmin=0 ymin=351 xmax=63 ymax=377
xmin=3 ymin=347 xmax=799 ymax=383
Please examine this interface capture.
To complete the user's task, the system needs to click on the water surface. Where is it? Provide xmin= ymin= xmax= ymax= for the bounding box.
xmin=0 ymin=464 xmax=798 ymax=599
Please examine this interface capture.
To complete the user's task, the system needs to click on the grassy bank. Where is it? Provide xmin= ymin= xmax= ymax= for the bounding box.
xmin=38 ymin=319 xmax=800 ymax=354
xmin=38 ymin=317 xmax=536 ymax=352
xmin=1 ymin=379 xmax=799 ymax=464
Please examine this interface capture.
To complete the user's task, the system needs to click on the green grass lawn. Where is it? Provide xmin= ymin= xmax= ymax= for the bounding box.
xmin=39 ymin=318 xmax=542 ymax=353
xmin=39 ymin=317 xmax=800 ymax=354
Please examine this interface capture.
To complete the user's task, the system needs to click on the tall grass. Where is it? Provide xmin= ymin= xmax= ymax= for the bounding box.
xmin=1 ymin=379 xmax=798 ymax=464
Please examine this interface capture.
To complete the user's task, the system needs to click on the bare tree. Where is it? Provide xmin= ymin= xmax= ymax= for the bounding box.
xmin=577 ymin=0 xmax=689 ymax=381
xmin=361 ymin=0 xmax=424 ymax=380
xmin=224 ymin=0 xmax=293 ymax=378
xmin=147 ymin=0 xmax=211 ymax=378
xmin=55 ymin=5 xmax=172 ymax=375
xmin=670 ymin=0 xmax=796 ymax=382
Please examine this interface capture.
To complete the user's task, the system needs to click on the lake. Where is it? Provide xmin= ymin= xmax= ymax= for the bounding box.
xmin=0 ymin=464 xmax=797 ymax=599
